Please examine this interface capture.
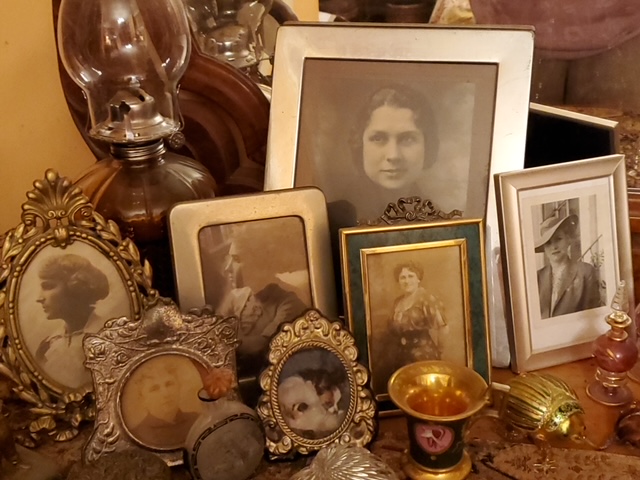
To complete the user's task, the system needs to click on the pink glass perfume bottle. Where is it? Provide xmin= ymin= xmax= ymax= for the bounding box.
xmin=586 ymin=281 xmax=638 ymax=406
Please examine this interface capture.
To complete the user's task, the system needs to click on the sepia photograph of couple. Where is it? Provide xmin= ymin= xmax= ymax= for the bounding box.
xmin=198 ymin=217 xmax=312 ymax=379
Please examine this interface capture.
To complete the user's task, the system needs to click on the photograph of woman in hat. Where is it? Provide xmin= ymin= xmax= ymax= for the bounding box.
xmin=534 ymin=204 xmax=603 ymax=319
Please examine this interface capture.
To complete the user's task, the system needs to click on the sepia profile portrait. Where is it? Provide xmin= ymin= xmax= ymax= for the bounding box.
xmin=199 ymin=217 xmax=312 ymax=378
xmin=17 ymin=241 xmax=131 ymax=390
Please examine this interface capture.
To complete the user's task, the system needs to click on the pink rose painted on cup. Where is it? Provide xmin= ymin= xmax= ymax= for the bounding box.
xmin=414 ymin=424 xmax=455 ymax=455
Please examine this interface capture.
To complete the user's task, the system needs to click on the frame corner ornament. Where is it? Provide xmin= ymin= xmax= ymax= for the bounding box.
xmin=365 ymin=196 xmax=463 ymax=226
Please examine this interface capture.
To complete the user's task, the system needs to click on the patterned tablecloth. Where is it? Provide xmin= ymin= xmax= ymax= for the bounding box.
xmin=13 ymin=414 xmax=640 ymax=480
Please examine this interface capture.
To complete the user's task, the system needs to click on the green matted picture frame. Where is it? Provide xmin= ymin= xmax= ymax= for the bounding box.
xmin=340 ymin=218 xmax=491 ymax=413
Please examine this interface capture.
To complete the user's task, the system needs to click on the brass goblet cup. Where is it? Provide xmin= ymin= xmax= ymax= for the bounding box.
xmin=388 ymin=360 xmax=489 ymax=480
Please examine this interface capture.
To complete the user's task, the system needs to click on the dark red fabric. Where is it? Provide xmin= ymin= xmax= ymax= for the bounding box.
xmin=470 ymin=0 xmax=640 ymax=58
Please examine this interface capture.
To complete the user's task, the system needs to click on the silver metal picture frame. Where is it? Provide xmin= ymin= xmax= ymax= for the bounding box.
xmin=83 ymin=298 xmax=239 ymax=466
xmin=264 ymin=23 xmax=534 ymax=369
xmin=495 ymin=154 xmax=634 ymax=372
xmin=169 ymin=187 xmax=338 ymax=383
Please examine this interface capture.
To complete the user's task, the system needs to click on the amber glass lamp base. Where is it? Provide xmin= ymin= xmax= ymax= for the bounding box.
xmin=75 ymin=140 xmax=217 ymax=299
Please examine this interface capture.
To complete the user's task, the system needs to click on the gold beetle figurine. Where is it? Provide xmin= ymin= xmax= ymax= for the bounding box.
xmin=495 ymin=372 xmax=599 ymax=470
xmin=501 ymin=373 xmax=589 ymax=444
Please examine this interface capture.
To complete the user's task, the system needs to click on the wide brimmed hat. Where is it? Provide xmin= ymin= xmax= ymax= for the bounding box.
xmin=534 ymin=214 xmax=578 ymax=253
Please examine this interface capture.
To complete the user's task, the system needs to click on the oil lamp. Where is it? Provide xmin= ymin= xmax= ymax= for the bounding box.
xmin=57 ymin=0 xmax=217 ymax=299
xmin=586 ymin=281 xmax=638 ymax=406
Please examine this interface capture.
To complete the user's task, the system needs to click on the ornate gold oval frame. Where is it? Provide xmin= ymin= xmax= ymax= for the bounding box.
xmin=0 ymin=170 xmax=154 ymax=441
xmin=257 ymin=309 xmax=376 ymax=458
xmin=83 ymin=298 xmax=239 ymax=466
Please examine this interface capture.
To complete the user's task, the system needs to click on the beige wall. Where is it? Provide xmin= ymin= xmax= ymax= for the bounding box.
xmin=0 ymin=3 xmax=93 ymax=234
xmin=281 ymin=0 xmax=319 ymax=20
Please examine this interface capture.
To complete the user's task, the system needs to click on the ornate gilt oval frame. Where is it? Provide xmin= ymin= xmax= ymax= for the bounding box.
xmin=257 ymin=309 xmax=376 ymax=458
xmin=0 ymin=170 xmax=154 ymax=441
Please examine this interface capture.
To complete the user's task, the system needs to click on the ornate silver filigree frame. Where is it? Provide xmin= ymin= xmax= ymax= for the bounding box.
xmin=83 ymin=297 xmax=239 ymax=466
xmin=0 ymin=170 xmax=154 ymax=442
xmin=257 ymin=309 xmax=376 ymax=458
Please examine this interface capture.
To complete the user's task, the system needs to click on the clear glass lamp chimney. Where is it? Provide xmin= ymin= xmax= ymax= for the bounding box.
xmin=57 ymin=0 xmax=192 ymax=144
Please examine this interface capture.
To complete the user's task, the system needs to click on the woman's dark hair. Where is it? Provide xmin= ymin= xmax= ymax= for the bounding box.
xmin=39 ymin=254 xmax=110 ymax=306
xmin=349 ymin=85 xmax=439 ymax=173
xmin=394 ymin=262 xmax=424 ymax=282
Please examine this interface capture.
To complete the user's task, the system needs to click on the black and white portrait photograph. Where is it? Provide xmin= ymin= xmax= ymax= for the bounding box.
xmin=120 ymin=354 xmax=204 ymax=450
xmin=276 ymin=348 xmax=350 ymax=440
xmin=532 ymin=197 xmax=606 ymax=320
xmin=17 ymin=241 xmax=132 ymax=390
xmin=521 ymin=191 xmax=614 ymax=355
xmin=495 ymin=154 xmax=632 ymax=371
xmin=198 ymin=217 xmax=312 ymax=378
xmin=294 ymin=59 xmax=496 ymax=237
xmin=363 ymin=243 xmax=468 ymax=398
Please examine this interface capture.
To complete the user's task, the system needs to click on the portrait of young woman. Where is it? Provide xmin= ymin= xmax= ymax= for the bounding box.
xmin=16 ymin=241 xmax=132 ymax=390
xmin=293 ymin=58 xmax=496 ymax=238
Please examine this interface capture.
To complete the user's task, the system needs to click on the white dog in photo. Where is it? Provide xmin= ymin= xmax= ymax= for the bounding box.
xmin=278 ymin=374 xmax=343 ymax=437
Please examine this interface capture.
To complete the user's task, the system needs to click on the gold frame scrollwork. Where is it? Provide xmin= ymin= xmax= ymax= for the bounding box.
xmin=257 ymin=309 xmax=376 ymax=459
xmin=0 ymin=170 xmax=155 ymax=442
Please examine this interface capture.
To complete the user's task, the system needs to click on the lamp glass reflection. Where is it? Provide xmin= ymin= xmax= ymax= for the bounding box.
xmin=57 ymin=0 xmax=191 ymax=143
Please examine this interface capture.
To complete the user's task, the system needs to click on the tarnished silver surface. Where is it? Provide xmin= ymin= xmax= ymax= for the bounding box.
xmin=83 ymin=298 xmax=239 ymax=466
